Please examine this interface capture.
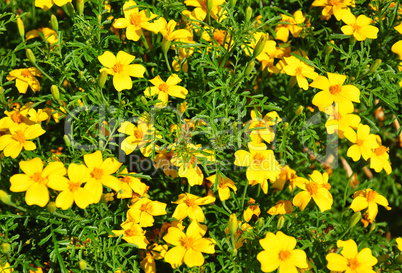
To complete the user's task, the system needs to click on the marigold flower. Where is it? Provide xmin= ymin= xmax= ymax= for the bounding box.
xmin=35 ymin=0 xmax=71 ymax=11
xmin=293 ymin=171 xmax=333 ymax=212
xmin=98 ymin=50 xmax=145 ymax=91
xmin=26 ymin=28 xmax=58 ymax=44
xmin=6 ymin=67 xmax=43 ymax=94
xmin=282 ymin=56 xmax=318 ymax=90
xmin=326 ymin=239 xmax=377 ymax=272
xmin=172 ymin=47 xmax=194 ymax=73
xmin=243 ymin=198 xmax=261 ymax=222
xmin=341 ymin=11 xmax=379 ymax=41
xmin=257 ymin=231 xmax=308 ymax=272
xmin=397 ymin=238 xmax=402 ymax=252
xmin=28 ymin=108 xmax=49 ymax=123
xmin=268 ymin=200 xmax=293 ymax=215
xmin=311 ymin=0 xmax=355 ymax=21
xmin=0 ymin=124 xmax=45 ymax=158
xmin=113 ymin=0 xmax=160 ymax=41
xmin=83 ymin=150 xmax=123 ymax=203
xmin=344 ymin=124 xmax=379 ymax=161
xmin=163 ymin=221 xmax=216 ymax=268
xmin=311 ymin=72 xmax=360 ymax=114
xmin=370 ymin=138 xmax=392 ymax=174
xmin=323 ymin=104 xmax=360 ymax=138
xmin=0 ymin=262 xmax=13 ymax=273
xmin=183 ymin=0 xmax=226 ymax=21
xmin=118 ymin=168 xmax=148 ymax=198
xmin=47 ymin=163 xmax=94 ymax=210
xmin=271 ymin=165 xmax=305 ymax=191
xmin=144 ymin=74 xmax=188 ymax=106
xmin=275 ymin=11 xmax=305 ymax=42
xmin=0 ymin=103 xmax=33 ymax=130
xmin=206 ymin=173 xmax=237 ymax=201
xmin=245 ymin=110 xmax=281 ymax=145
xmin=171 ymin=193 xmax=215 ymax=222
xmin=127 ymin=197 xmax=167 ymax=227
xmin=112 ymin=221 xmax=149 ymax=249
xmin=154 ymin=148 xmax=178 ymax=178
xmin=156 ymin=18 xmax=193 ymax=42
xmin=350 ymin=189 xmax=391 ymax=220
xmin=10 ymin=157 xmax=66 ymax=207
xmin=140 ymin=243 xmax=168 ymax=273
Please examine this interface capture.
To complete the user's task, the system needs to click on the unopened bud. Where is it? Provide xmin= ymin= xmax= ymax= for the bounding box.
xmin=369 ymin=59 xmax=382 ymax=73
xmin=255 ymin=217 xmax=264 ymax=229
xmin=295 ymin=106 xmax=303 ymax=116
xmin=51 ymin=14 xmax=58 ymax=32
xmin=207 ymin=0 xmax=213 ymax=11
xmin=63 ymin=135 xmax=71 ymax=146
xmin=141 ymin=96 xmax=148 ymax=106
xmin=78 ymin=260 xmax=87 ymax=270
xmin=349 ymin=36 xmax=356 ymax=46
xmin=97 ymin=14 xmax=102 ymax=24
xmin=51 ymin=85 xmax=60 ymax=101
xmin=277 ymin=215 xmax=285 ymax=230
xmin=245 ymin=7 xmax=252 ymax=23
xmin=1 ymin=243 xmax=11 ymax=254
xmin=377 ymin=254 xmax=390 ymax=263
xmin=324 ymin=41 xmax=334 ymax=55
xmin=76 ymin=0 xmax=84 ymax=16
xmin=252 ymin=34 xmax=267 ymax=59
xmin=47 ymin=201 xmax=57 ymax=214
xmin=161 ymin=38 xmax=171 ymax=54
xmin=229 ymin=0 xmax=237 ymax=9
xmin=17 ymin=18 xmax=25 ymax=40
xmin=26 ymin=49 xmax=36 ymax=64
xmin=79 ymin=71 xmax=85 ymax=79
xmin=283 ymin=122 xmax=289 ymax=130
xmin=231 ymin=248 xmax=238 ymax=256
xmin=66 ymin=2 xmax=75 ymax=17
xmin=349 ymin=212 xmax=361 ymax=228
xmin=369 ymin=223 xmax=376 ymax=233
xmin=98 ymin=70 xmax=108 ymax=89
xmin=0 ymin=190 xmax=11 ymax=205
xmin=397 ymin=254 xmax=402 ymax=264
xmin=228 ymin=214 xmax=238 ymax=237
xmin=244 ymin=61 xmax=255 ymax=77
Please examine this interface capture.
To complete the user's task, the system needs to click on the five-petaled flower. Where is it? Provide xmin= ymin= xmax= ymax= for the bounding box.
xmin=171 ymin=193 xmax=216 ymax=222
xmin=344 ymin=124 xmax=379 ymax=161
xmin=341 ymin=11 xmax=379 ymax=41
xmin=350 ymin=188 xmax=391 ymax=220
xmin=7 ymin=67 xmax=43 ymax=94
xmin=144 ymin=74 xmax=188 ymax=106
xmin=282 ymin=56 xmax=318 ymax=90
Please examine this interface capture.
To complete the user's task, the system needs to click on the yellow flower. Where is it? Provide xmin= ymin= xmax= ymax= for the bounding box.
xmin=391 ymin=40 xmax=402 ymax=59
xmin=243 ymin=198 xmax=261 ymax=222
xmin=293 ymin=171 xmax=333 ymax=212
xmin=326 ymin=239 xmax=377 ymax=272
xmin=271 ymin=165 xmax=305 ymax=191
xmin=113 ymin=0 xmax=160 ymax=41
xmin=370 ymin=138 xmax=392 ymax=174
xmin=350 ymin=189 xmax=391 ymax=220
xmin=163 ymin=221 xmax=216 ymax=268
xmin=171 ymin=193 xmax=216 ymax=222
xmin=341 ymin=11 xmax=379 ymax=41
xmin=310 ymin=72 xmax=360 ymax=114
xmin=144 ymin=74 xmax=188 ymax=105
xmin=267 ymin=200 xmax=293 ymax=215
xmin=98 ymin=50 xmax=145 ymax=91
xmin=153 ymin=148 xmax=178 ymax=178
xmin=275 ymin=11 xmax=305 ymax=42
xmin=28 ymin=108 xmax=49 ymax=123
xmin=127 ymin=197 xmax=167 ymax=227
xmin=112 ymin=221 xmax=149 ymax=249
xmin=245 ymin=110 xmax=281 ymax=145
xmin=183 ymin=0 xmax=226 ymax=21
xmin=257 ymin=231 xmax=308 ymax=273
xmin=6 ymin=67 xmax=42 ymax=94
xmin=234 ymin=143 xmax=281 ymax=194
xmin=10 ymin=157 xmax=66 ymax=207
xmin=282 ymin=56 xmax=318 ymax=90
xmin=172 ymin=47 xmax=194 ymax=73
xmin=26 ymin=28 xmax=58 ymax=44
xmin=83 ymin=150 xmax=123 ymax=203
xmin=311 ymin=0 xmax=355 ymax=21
xmin=140 ymin=243 xmax=168 ymax=273
xmin=344 ymin=124 xmax=379 ymax=161
xmin=206 ymin=173 xmax=237 ymax=201
xmin=156 ymin=18 xmax=193 ymax=42
xmin=0 ymin=262 xmax=13 ymax=273
xmin=118 ymin=168 xmax=148 ymax=198
xmin=0 ymin=124 xmax=45 ymax=158
xmin=0 ymin=103 xmax=34 ymax=131
xmin=35 ymin=0 xmax=71 ymax=11
xmin=47 ymin=163 xmax=94 ymax=210
xmin=323 ymin=104 xmax=360 ymax=139
xmin=397 ymin=238 xmax=402 ymax=252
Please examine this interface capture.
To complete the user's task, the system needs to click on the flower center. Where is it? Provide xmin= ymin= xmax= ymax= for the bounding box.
xmin=11 ymin=112 xmax=23 ymax=123
xmin=91 ymin=168 xmax=104 ymax=179
xmin=121 ymin=176 xmax=131 ymax=184
xmin=21 ymin=70 xmax=31 ymax=78
xmin=278 ymin=250 xmax=291 ymax=261
xmin=12 ymin=130 xmax=26 ymax=143
xmin=112 ymin=62 xmax=124 ymax=73
xmin=375 ymin=146 xmax=388 ymax=156
xmin=185 ymin=198 xmax=196 ymax=207
xmin=158 ymin=83 xmax=169 ymax=93
xmin=347 ymin=257 xmax=360 ymax=270
xmin=356 ymin=138 xmax=364 ymax=146
xmin=329 ymin=0 xmax=340 ymax=6
xmin=180 ymin=236 xmax=194 ymax=249
xmin=133 ymin=128 xmax=143 ymax=140
xmin=329 ymin=84 xmax=342 ymax=95
xmin=253 ymin=153 xmax=265 ymax=166
xmin=306 ymin=181 xmax=318 ymax=195
xmin=130 ymin=13 xmax=143 ymax=27
xmin=68 ymin=181 xmax=81 ymax=192
xmin=125 ymin=228 xmax=140 ymax=237
xmin=352 ymin=24 xmax=361 ymax=32
xmin=366 ymin=190 xmax=377 ymax=202
xmin=32 ymin=172 xmax=46 ymax=184
xmin=140 ymin=203 xmax=148 ymax=212
xmin=295 ymin=67 xmax=303 ymax=76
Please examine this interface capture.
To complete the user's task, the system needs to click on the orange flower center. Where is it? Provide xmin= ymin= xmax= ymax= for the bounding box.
xmin=366 ymin=190 xmax=377 ymax=202
xmin=356 ymin=138 xmax=364 ymax=146
xmin=12 ymin=130 xmax=26 ymax=143
xmin=329 ymin=84 xmax=342 ymax=95
xmin=21 ymin=70 xmax=31 ymax=78
xmin=125 ymin=227 xmax=141 ymax=237
xmin=31 ymin=172 xmax=46 ymax=184
xmin=91 ymin=168 xmax=104 ymax=180
xmin=278 ymin=250 xmax=291 ymax=261
xmin=130 ymin=13 xmax=143 ymax=27
xmin=68 ymin=181 xmax=81 ymax=192
xmin=333 ymin=110 xmax=342 ymax=121
xmin=306 ymin=181 xmax=318 ymax=195
xmin=253 ymin=153 xmax=265 ymax=166
xmin=121 ymin=176 xmax=131 ymax=184
xmin=352 ymin=24 xmax=361 ymax=32
xmin=347 ymin=257 xmax=360 ymax=270
xmin=295 ymin=67 xmax=303 ymax=76
xmin=132 ymin=128 xmax=143 ymax=141
xmin=180 ymin=236 xmax=195 ymax=249
xmin=329 ymin=0 xmax=340 ymax=6
xmin=11 ymin=112 xmax=23 ymax=123
xmin=112 ymin=62 xmax=124 ymax=73
xmin=140 ymin=203 xmax=148 ymax=212
xmin=185 ymin=198 xmax=196 ymax=207
xmin=375 ymin=146 xmax=388 ymax=156
xmin=158 ymin=83 xmax=169 ymax=93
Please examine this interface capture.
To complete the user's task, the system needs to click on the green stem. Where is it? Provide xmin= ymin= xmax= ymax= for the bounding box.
xmin=164 ymin=51 xmax=172 ymax=72
xmin=240 ymin=181 xmax=249 ymax=211
xmin=33 ymin=62 xmax=54 ymax=82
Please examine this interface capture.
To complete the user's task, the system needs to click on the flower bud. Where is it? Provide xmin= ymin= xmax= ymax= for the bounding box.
xmin=277 ymin=215 xmax=285 ymax=230
xmin=141 ymin=96 xmax=148 ymax=106
xmin=229 ymin=0 xmax=237 ymax=9
xmin=231 ymin=248 xmax=238 ymax=256
xmin=78 ymin=260 xmax=87 ymax=270
xmin=369 ymin=59 xmax=382 ymax=74
xmin=97 ymin=14 xmax=102 ymax=24
xmin=51 ymin=14 xmax=58 ymax=32
xmin=377 ymin=254 xmax=390 ymax=263
xmin=324 ymin=41 xmax=334 ymax=55
xmin=26 ymin=49 xmax=36 ymax=64
xmin=17 ymin=18 xmax=25 ymax=40
xmin=0 ymin=190 xmax=12 ymax=205
xmin=76 ymin=0 xmax=84 ymax=16
xmin=245 ymin=7 xmax=252 ymax=23
xmin=283 ymin=122 xmax=289 ymax=130
xmin=47 ymin=201 xmax=57 ymax=214
xmin=98 ymin=70 xmax=108 ymax=89
xmin=161 ymin=38 xmax=171 ymax=54
xmin=207 ymin=0 xmax=213 ymax=11
xmin=255 ymin=217 xmax=264 ymax=229
xmin=252 ymin=34 xmax=267 ymax=59
xmin=228 ymin=214 xmax=238 ymax=237
xmin=51 ymin=85 xmax=60 ymax=101
xmin=244 ymin=60 xmax=255 ymax=77
xmin=349 ymin=36 xmax=356 ymax=46
xmin=63 ymin=135 xmax=71 ymax=146
xmin=349 ymin=212 xmax=361 ymax=228
xmin=0 ymin=243 xmax=11 ymax=254
xmin=295 ymin=106 xmax=303 ymax=116
xmin=66 ymin=2 xmax=75 ymax=17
